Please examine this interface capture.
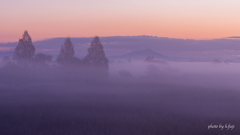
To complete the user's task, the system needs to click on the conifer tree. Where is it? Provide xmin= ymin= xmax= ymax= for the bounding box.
xmin=13 ymin=31 xmax=35 ymax=62
xmin=83 ymin=36 xmax=109 ymax=77
xmin=56 ymin=38 xmax=75 ymax=64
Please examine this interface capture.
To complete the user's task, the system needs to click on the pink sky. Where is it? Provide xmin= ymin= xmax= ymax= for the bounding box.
xmin=1 ymin=0 xmax=240 ymax=43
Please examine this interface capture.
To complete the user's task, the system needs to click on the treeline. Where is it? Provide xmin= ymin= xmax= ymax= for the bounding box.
xmin=0 ymin=31 xmax=109 ymax=85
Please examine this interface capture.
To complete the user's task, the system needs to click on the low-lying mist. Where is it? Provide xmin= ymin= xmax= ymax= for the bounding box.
xmin=110 ymin=60 xmax=240 ymax=90
xmin=0 ymin=60 xmax=240 ymax=135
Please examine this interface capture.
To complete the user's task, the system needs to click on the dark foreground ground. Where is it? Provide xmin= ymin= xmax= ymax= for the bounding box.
xmin=0 ymin=79 xmax=239 ymax=135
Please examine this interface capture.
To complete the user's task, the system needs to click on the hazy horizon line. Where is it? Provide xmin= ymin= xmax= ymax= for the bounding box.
xmin=2 ymin=35 xmax=240 ymax=44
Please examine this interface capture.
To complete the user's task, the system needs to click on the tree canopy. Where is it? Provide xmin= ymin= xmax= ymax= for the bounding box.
xmin=13 ymin=31 xmax=35 ymax=62
xmin=84 ymin=36 xmax=108 ymax=68
xmin=56 ymin=38 xmax=75 ymax=64
xmin=34 ymin=53 xmax=52 ymax=64
xmin=83 ymin=36 xmax=109 ymax=77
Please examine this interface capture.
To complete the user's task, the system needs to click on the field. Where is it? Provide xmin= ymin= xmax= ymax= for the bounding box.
xmin=0 ymin=78 xmax=239 ymax=135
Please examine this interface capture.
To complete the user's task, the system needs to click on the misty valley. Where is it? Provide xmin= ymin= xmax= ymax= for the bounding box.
xmin=0 ymin=31 xmax=240 ymax=135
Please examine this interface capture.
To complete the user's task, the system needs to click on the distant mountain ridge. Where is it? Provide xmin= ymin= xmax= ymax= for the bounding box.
xmin=1 ymin=36 xmax=240 ymax=61
xmin=113 ymin=48 xmax=167 ymax=59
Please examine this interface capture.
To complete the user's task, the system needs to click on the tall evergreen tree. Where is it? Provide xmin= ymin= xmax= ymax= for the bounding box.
xmin=83 ymin=36 xmax=109 ymax=77
xmin=13 ymin=31 xmax=35 ymax=62
xmin=56 ymin=38 xmax=75 ymax=64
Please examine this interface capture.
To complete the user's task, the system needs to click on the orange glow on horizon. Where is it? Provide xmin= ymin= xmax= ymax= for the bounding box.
xmin=1 ymin=0 xmax=240 ymax=43
xmin=1 ymin=19 xmax=239 ymax=43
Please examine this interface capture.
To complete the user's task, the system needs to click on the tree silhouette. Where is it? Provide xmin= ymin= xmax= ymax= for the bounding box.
xmin=34 ymin=53 xmax=52 ymax=64
xmin=13 ymin=31 xmax=35 ymax=63
xmin=83 ymin=36 xmax=109 ymax=77
xmin=84 ymin=37 xmax=108 ymax=66
xmin=145 ymin=56 xmax=154 ymax=61
xmin=2 ymin=56 xmax=10 ymax=65
xmin=56 ymin=38 xmax=75 ymax=64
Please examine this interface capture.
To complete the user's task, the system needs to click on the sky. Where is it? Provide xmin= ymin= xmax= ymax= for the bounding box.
xmin=1 ymin=0 xmax=240 ymax=43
